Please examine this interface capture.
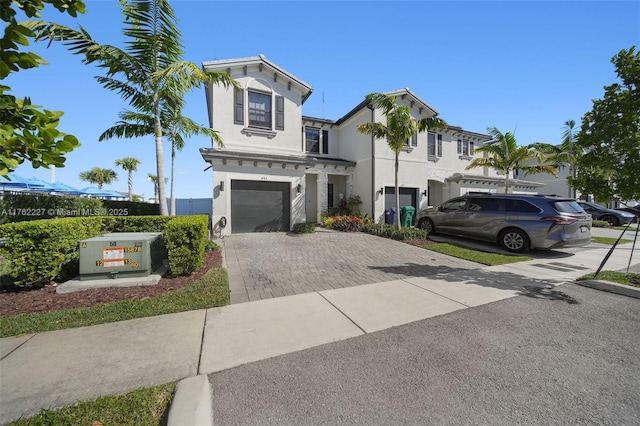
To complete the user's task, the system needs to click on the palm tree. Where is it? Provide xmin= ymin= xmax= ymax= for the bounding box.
xmin=26 ymin=0 xmax=237 ymax=215
xmin=529 ymin=120 xmax=580 ymax=197
xmin=358 ymin=93 xmax=447 ymax=229
xmin=466 ymin=127 xmax=557 ymax=193
xmin=79 ymin=167 xmax=118 ymax=189
xmin=166 ymin=113 xmax=223 ymax=215
xmin=148 ymin=173 xmax=159 ymax=203
xmin=115 ymin=157 xmax=140 ymax=201
xmin=102 ymin=98 xmax=224 ymax=215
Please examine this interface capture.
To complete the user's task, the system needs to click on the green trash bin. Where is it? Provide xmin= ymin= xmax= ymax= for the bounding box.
xmin=400 ymin=206 xmax=416 ymax=228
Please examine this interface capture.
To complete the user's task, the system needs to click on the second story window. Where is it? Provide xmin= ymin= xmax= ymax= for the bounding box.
xmin=305 ymin=127 xmax=320 ymax=153
xmin=428 ymin=133 xmax=436 ymax=156
xmin=304 ymin=127 xmax=329 ymax=154
xmin=404 ymin=132 xmax=418 ymax=148
xmin=457 ymin=139 xmax=474 ymax=156
xmin=248 ymin=91 xmax=272 ymax=129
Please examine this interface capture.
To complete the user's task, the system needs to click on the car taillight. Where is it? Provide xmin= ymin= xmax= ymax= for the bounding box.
xmin=543 ymin=216 xmax=577 ymax=224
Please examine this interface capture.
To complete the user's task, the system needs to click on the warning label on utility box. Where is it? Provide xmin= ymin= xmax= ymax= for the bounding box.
xmin=102 ymin=247 xmax=125 ymax=267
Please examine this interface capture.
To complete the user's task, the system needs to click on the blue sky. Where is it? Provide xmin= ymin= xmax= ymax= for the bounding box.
xmin=8 ymin=0 xmax=640 ymax=199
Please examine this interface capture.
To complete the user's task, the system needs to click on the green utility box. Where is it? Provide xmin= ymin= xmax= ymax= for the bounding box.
xmin=78 ymin=232 xmax=166 ymax=281
xmin=400 ymin=206 xmax=416 ymax=228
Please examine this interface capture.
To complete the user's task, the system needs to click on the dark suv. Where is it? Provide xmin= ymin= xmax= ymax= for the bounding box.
xmin=415 ymin=194 xmax=592 ymax=253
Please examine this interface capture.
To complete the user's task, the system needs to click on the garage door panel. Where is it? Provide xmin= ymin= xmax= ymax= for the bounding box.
xmin=231 ymin=181 xmax=290 ymax=233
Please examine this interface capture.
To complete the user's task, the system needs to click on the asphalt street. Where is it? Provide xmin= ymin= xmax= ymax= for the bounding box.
xmin=210 ymin=283 xmax=640 ymax=426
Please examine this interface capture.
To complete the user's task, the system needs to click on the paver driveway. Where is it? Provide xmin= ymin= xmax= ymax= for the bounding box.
xmin=222 ymin=228 xmax=482 ymax=304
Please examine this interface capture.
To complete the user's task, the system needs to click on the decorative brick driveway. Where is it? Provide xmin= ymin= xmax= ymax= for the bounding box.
xmin=222 ymin=228 xmax=482 ymax=304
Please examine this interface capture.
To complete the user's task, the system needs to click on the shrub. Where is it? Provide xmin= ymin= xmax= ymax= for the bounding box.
xmin=330 ymin=215 xmax=362 ymax=232
xmin=592 ymin=220 xmax=609 ymax=228
xmin=163 ymin=215 xmax=208 ymax=276
xmin=101 ymin=216 xmax=173 ymax=233
xmin=0 ymin=214 xmax=209 ymax=286
xmin=361 ymin=222 xmax=396 ymax=236
xmin=391 ymin=228 xmax=427 ymax=240
xmin=205 ymin=239 xmax=220 ymax=251
xmin=0 ymin=217 xmax=103 ymax=286
xmin=360 ymin=223 xmax=427 ymax=240
xmin=321 ymin=208 xmax=350 ymax=218
xmin=293 ymin=222 xmax=316 ymax=234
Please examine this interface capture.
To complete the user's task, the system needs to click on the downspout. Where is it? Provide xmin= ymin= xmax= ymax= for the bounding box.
xmin=367 ymin=103 xmax=376 ymax=219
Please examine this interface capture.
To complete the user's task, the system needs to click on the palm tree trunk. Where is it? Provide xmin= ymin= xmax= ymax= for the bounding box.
xmin=504 ymin=168 xmax=510 ymax=193
xmin=154 ymin=102 xmax=168 ymax=215
xmin=170 ymin=143 xmax=176 ymax=216
xmin=395 ymin=151 xmax=400 ymax=230
xmin=128 ymin=171 xmax=133 ymax=201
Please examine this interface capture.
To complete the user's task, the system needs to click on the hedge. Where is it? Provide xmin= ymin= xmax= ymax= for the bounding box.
xmin=0 ymin=193 xmax=158 ymax=224
xmin=0 ymin=217 xmax=103 ymax=286
xmin=0 ymin=215 xmax=209 ymax=287
xmin=163 ymin=215 xmax=208 ymax=276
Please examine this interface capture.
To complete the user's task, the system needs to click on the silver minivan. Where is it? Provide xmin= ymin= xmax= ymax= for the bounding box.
xmin=415 ymin=194 xmax=592 ymax=253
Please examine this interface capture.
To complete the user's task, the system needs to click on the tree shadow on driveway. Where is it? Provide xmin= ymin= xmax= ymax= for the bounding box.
xmin=368 ymin=262 xmax=581 ymax=304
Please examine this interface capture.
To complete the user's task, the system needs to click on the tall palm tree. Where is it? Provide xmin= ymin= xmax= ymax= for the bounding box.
xmin=358 ymin=93 xmax=447 ymax=229
xmin=147 ymin=173 xmax=159 ymax=203
xmin=102 ymin=98 xmax=224 ymax=215
xmin=530 ymin=120 xmax=581 ymax=197
xmin=26 ymin=0 xmax=237 ymax=215
xmin=79 ymin=167 xmax=118 ymax=189
xmin=466 ymin=127 xmax=557 ymax=193
xmin=115 ymin=157 xmax=140 ymax=201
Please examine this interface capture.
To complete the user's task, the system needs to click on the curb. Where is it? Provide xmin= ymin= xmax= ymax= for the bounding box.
xmin=167 ymin=375 xmax=213 ymax=426
xmin=575 ymin=280 xmax=640 ymax=299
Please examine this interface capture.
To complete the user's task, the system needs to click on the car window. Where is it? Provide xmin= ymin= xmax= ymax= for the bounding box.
xmin=468 ymin=198 xmax=500 ymax=211
xmin=552 ymin=201 xmax=584 ymax=213
xmin=505 ymin=199 xmax=541 ymax=213
xmin=442 ymin=199 xmax=467 ymax=211
xmin=578 ymin=202 xmax=601 ymax=212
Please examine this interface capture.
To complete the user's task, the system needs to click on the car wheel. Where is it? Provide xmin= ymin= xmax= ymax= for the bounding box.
xmin=418 ymin=218 xmax=435 ymax=235
xmin=499 ymin=228 xmax=529 ymax=253
xmin=601 ymin=215 xmax=620 ymax=226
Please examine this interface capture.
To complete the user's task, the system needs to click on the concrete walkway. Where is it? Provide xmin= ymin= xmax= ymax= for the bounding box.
xmin=0 ymin=231 xmax=638 ymax=425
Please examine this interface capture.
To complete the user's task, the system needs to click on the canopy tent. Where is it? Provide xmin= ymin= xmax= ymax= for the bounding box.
xmin=79 ymin=187 xmax=127 ymax=200
xmin=2 ymin=174 xmax=125 ymax=199
xmin=0 ymin=173 xmax=50 ymax=191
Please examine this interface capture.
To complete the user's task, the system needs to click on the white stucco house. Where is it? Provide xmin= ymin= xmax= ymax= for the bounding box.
xmin=199 ymin=55 xmax=543 ymax=235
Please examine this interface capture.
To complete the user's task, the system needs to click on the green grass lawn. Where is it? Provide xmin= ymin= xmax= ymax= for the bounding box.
xmin=0 ymin=267 xmax=229 ymax=338
xmin=591 ymin=236 xmax=633 ymax=245
xmin=576 ymin=271 xmax=640 ymax=288
xmin=420 ymin=243 xmax=533 ymax=266
xmin=7 ymin=383 xmax=174 ymax=426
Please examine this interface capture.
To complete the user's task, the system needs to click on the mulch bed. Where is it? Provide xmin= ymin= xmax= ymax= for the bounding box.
xmin=0 ymin=250 xmax=223 ymax=318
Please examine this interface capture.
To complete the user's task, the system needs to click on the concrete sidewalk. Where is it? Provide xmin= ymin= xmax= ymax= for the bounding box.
xmin=1 ymin=242 xmax=638 ymax=425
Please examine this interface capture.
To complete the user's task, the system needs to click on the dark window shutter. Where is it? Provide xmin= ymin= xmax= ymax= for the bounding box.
xmin=322 ymin=130 xmax=329 ymax=154
xmin=411 ymin=132 xmax=418 ymax=147
xmin=275 ymin=95 xmax=285 ymax=130
xmin=234 ymin=89 xmax=244 ymax=125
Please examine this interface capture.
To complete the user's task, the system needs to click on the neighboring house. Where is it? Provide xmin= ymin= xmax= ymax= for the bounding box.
xmin=199 ymin=55 xmax=542 ymax=235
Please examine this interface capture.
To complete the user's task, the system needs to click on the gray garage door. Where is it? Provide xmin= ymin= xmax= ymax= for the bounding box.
xmin=231 ymin=180 xmax=290 ymax=233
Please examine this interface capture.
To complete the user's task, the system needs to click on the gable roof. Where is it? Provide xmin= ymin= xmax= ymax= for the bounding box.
xmin=335 ymin=87 xmax=439 ymax=126
xmin=202 ymin=54 xmax=314 ymax=103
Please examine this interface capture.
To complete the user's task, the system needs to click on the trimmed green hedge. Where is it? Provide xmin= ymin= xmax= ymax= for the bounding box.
xmin=0 ymin=217 xmax=103 ymax=286
xmin=0 ymin=193 xmax=159 ymax=224
xmin=0 ymin=215 xmax=209 ymax=287
xmin=164 ymin=215 xmax=208 ymax=276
